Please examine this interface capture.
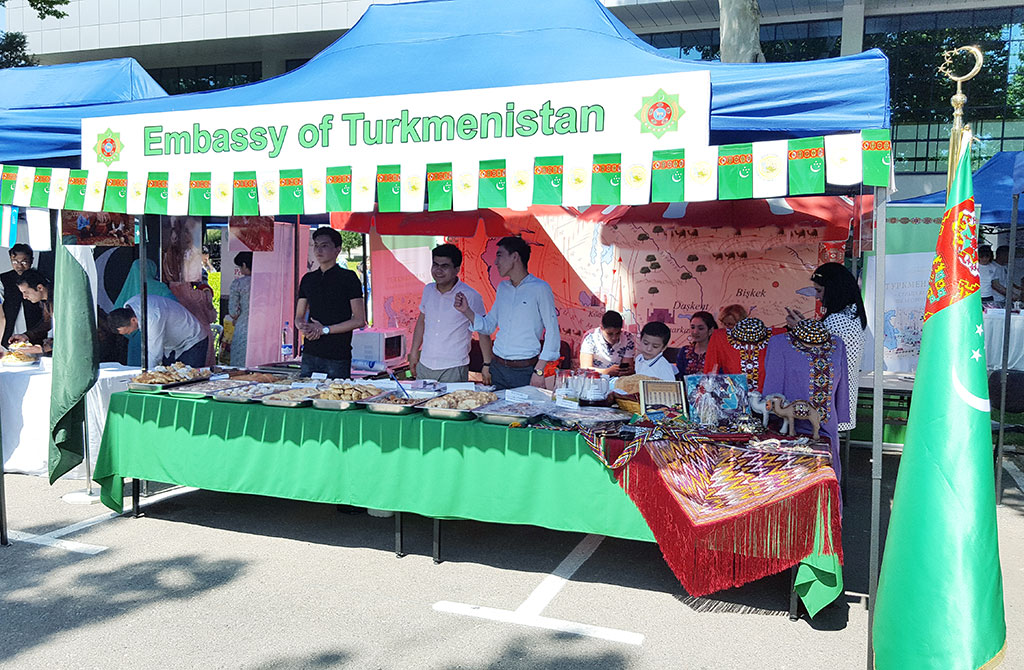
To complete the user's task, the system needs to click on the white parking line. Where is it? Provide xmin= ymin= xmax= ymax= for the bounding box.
xmin=7 ymin=530 xmax=108 ymax=555
xmin=433 ymin=601 xmax=645 ymax=645
xmin=5 ymin=485 xmax=199 ymax=556
xmin=433 ymin=533 xmax=644 ymax=645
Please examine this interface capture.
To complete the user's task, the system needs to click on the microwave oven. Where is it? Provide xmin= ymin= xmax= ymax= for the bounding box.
xmin=351 ymin=328 xmax=407 ymax=365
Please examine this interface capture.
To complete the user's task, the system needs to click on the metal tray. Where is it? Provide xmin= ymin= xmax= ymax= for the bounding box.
xmin=472 ymin=400 xmax=545 ymax=425
xmin=129 ymin=377 xmax=210 ymax=393
xmin=475 ymin=411 xmax=535 ymax=426
xmin=422 ymin=407 xmax=477 ymax=421
xmin=167 ymin=380 xmax=251 ymax=399
xmin=213 ymin=394 xmax=260 ymax=403
xmin=359 ymin=390 xmax=437 ymax=415
xmin=261 ymin=397 xmax=313 ymax=408
xmin=312 ymin=397 xmax=363 ymax=411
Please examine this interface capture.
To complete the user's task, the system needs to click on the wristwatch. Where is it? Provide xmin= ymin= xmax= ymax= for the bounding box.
xmin=321 ymin=325 xmax=330 ymax=335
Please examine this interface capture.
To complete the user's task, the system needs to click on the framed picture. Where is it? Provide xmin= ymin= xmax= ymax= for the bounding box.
xmin=61 ymin=210 xmax=134 ymax=247
xmin=639 ymin=380 xmax=687 ymax=418
xmin=683 ymin=374 xmax=749 ymax=425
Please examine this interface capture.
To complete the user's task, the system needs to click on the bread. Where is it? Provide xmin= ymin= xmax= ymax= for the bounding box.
xmin=424 ymin=390 xmax=498 ymax=410
xmin=614 ymin=374 xmax=661 ymax=396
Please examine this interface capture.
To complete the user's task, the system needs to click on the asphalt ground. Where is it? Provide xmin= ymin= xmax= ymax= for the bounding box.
xmin=1 ymin=450 xmax=1022 ymax=670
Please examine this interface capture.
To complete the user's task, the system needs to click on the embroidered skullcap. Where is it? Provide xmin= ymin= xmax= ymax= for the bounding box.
xmin=792 ymin=319 xmax=830 ymax=346
xmin=729 ymin=317 xmax=770 ymax=344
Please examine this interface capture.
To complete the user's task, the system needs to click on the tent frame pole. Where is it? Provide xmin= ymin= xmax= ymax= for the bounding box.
xmin=996 ymin=193 xmax=1019 ymax=504
xmin=0 ymin=450 xmax=8 ymax=546
xmin=139 ymin=215 xmax=149 ymax=371
xmin=866 ymin=186 xmax=886 ymax=669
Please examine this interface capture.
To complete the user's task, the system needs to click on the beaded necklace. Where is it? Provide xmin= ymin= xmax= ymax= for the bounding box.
xmin=726 ymin=317 xmax=771 ymax=389
xmin=787 ymin=320 xmax=836 ymax=423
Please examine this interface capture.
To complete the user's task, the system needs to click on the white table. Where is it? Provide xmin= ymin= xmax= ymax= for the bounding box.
xmin=1 ymin=362 xmax=139 ymax=478
xmin=983 ymin=311 xmax=1024 ymax=371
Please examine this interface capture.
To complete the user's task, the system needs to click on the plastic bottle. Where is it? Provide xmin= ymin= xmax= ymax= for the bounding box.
xmin=281 ymin=321 xmax=293 ymax=360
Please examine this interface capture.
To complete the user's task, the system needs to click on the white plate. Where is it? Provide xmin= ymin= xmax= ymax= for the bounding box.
xmin=2 ymin=358 xmax=40 ymax=367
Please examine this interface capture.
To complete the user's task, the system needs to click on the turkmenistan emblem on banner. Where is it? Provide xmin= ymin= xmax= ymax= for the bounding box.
xmin=94 ymin=129 xmax=123 ymax=167
xmin=635 ymin=89 xmax=682 ymax=139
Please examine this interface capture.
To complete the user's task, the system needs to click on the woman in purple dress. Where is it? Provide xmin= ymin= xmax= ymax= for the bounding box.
xmin=675 ymin=311 xmax=717 ymax=380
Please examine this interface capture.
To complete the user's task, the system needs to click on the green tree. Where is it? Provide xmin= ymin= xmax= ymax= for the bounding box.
xmin=340 ymin=231 xmax=363 ymax=256
xmin=3 ymin=0 xmax=70 ymax=20
xmin=0 ymin=32 xmax=37 ymax=68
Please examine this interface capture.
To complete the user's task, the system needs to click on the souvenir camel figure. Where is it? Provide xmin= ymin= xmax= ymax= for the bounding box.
xmin=747 ymin=391 xmax=769 ymax=427
xmin=764 ymin=394 xmax=821 ymax=440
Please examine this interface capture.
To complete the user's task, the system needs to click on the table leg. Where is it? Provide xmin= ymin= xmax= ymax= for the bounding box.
xmin=789 ymin=566 xmax=800 ymax=621
xmin=131 ymin=479 xmax=142 ymax=518
xmin=433 ymin=518 xmax=442 ymax=564
xmin=395 ymin=511 xmax=405 ymax=558
xmin=841 ymin=430 xmax=851 ymax=502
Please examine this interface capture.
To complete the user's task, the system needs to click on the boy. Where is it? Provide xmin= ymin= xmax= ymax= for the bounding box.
xmin=634 ymin=321 xmax=675 ymax=381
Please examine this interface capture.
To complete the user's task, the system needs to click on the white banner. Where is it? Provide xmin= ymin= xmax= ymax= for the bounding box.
xmin=81 ymin=73 xmax=711 ymax=177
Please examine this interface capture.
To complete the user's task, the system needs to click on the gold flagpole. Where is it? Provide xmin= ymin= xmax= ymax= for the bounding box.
xmin=939 ymin=45 xmax=983 ymax=192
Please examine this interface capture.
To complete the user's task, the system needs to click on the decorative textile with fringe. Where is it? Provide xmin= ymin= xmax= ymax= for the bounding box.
xmin=617 ymin=435 xmax=842 ymax=598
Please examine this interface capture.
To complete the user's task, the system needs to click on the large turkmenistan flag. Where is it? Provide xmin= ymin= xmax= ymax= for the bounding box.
xmin=873 ymin=130 xmax=1006 ymax=669
xmin=49 ymin=239 xmax=99 ymax=483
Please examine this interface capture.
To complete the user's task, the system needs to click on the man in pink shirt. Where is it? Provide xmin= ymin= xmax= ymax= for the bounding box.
xmin=408 ymin=244 xmax=493 ymax=383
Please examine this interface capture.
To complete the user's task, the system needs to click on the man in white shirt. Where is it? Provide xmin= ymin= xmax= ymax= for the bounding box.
xmin=408 ymin=244 xmax=493 ymax=383
xmin=109 ymin=294 xmax=207 ymax=369
xmin=454 ymin=236 xmax=560 ymax=390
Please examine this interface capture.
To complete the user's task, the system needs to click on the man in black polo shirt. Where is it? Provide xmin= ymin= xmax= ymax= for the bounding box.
xmin=295 ymin=227 xmax=366 ymax=378
xmin=1 ymin=244 xmax=43 ymax=348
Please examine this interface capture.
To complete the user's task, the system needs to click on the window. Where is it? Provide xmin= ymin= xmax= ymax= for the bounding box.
xmin=148 ymin=62 xmax=263 ymax=95
xmin=637 ymin=20 xmax=842 ymax=63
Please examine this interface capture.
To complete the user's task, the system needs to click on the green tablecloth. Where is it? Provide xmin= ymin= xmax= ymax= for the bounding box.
xmin=95 ymin=392 xmax=842 ymax=614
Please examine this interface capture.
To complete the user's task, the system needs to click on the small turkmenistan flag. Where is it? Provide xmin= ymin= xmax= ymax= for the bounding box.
xmin=48 ymin=168 xmax=70 ymax=210
xmin=426 ymin=163 xmax=453 ymax=211
xmin=278 ymin=169 xmax=304 ymax=215
xmin=12 ymin=166 xmax=34 ymax=207
xmin=145 ymin=172 xmax=169 ymax=215
xmin=824 ymin=133 xmax=862 ymax=185
xmin=591 ymin=153 xmax=622 ymax=206
xmin=478 ymin=159 xmax=507 ymax=209
xmin=651 ymin=149 xmax=685 ymax=203
xmin=233 ymin=171 xmax=259 ymax=216
xmin=752 ymin=140 xmax=788 ymax=199
xmin=49 ymin=239 xmax=99 ymax=483
xmin=189 ymin=172 xmax=212 ymax=216
xmin=64 ymin=170 xmax=89 ymax=211
xmin=873 ymin=130 xmax=1006 ymax=670
xmin=861 ymin=129 xmax=892 ymax=187
xmin=533 ymin=156 xmax=563 ymax=206
xmin=683 ymin=145 xmax=718 ymax=202
xmin=718 ymin=143 xmax=754 ymax=200
xmin=376 ymin=164 xmax=401 ymax=213
xmin=102 ymin=171 xmax=129 ymax=213
xmin=325 ymin=167 xmax=352 ymax=212
xmin=30 ymin=168 xmax=52 ymax=208
xmin=787 ymin=137 xmax=825 ymax=195
xmin=400 ymin=163 xmax=426 ymax=213
xmin=0 ymin=165 xmax=19 ymax=205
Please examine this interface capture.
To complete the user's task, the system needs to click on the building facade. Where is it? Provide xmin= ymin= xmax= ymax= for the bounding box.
xmin=6 ymin=0 xmax=1023 ymax=196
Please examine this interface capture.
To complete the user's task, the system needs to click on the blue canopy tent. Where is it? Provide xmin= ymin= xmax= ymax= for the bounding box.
xmin=0 ymin=58 xmax=167 ymax=165
xmin=2 ymin=0 xmax=888 ymax=165
xmin=894 ymin=151 xmax=1024 ymax=226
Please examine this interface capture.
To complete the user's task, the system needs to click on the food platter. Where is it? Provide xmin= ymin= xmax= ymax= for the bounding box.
xmin=213 ymin=383 xmax=290 ymax=403
xmin=311 ymin=397 xmax=364 ymax=411
xmin=472 ymin=400 xmax=545 ymax=426
xmin=129 ymin=377 xmax=210 ymax=393
xmin=167 ymin=379 xmax=250 ymax=398
xmin=421 ymin=390 xmax=499 ymax=421
xmin=1 ymin=356 xmax=39 ymax=367
xmin=260 ymin=387 xmax=321 ymax=408
xmin=358 ymin=390 xmax=438 ymax=415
